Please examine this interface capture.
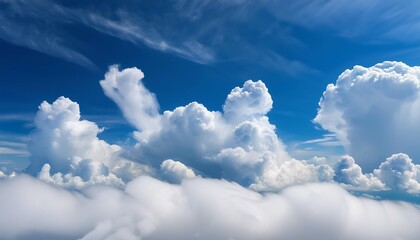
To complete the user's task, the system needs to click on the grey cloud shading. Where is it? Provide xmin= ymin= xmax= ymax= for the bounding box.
xmin=159 ymin=159 xmax=196 ymax=184
xmin=374 ymin=153 xmax=420 ymax=194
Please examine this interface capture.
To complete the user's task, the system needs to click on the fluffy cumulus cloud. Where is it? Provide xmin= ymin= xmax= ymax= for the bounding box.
xmin=1 ymin=175 xmax=420 ymax=240
xmin=0 ymin=169 xmax=15 ymax=179
xmin=333 ymin=155 xmax=384 ymax=191
xmin=374 ymin=153 xmax=420 ymax=194
xmin=159 ymin=159 xmax=196 ymax=184
xmin=100 ymin=66 xmax=333 ymax=190
xmin=27 ymin=96 xmax=146 ymax=188
xmin=315 ymin=61 xmax=420 ymax=171
xmin=223 ymin=80 xmax=273 ymax=121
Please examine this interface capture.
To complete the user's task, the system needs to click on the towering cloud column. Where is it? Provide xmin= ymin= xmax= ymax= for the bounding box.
xmin=315 ymin=61 xmax=420 ymax=170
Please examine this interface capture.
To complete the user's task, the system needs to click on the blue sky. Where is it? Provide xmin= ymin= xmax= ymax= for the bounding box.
xmin=2 ymin=1 xmax=420 ymax=239
xmin=3 ymin=0 xmax=420 ymax=162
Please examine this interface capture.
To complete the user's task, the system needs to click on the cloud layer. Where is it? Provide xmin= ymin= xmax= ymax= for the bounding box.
xmin=1 ymin=175 xmax=420 ymax=240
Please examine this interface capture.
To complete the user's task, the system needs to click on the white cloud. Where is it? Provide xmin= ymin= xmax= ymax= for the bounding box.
xmin=315 ymin=61 xmax=420 ymax=171
xmin=100 ymin=65 xmax=161 ymax=132
xmin=1 ymin=175 xmax=420 ymax=240
xmin=160 ymin=159 xmax=196 ymax=184
xmin=333 ymin=155 xmax=385 ymax=191
xmin=101 ymin=68 xmax=329 ymax=190
xmin=223 ymin=80 xmax=273 ymax=121
xmin=27 ymin=96 xmax=145 ymax=188
xmin=22 ymin=65 xmax=420 ymax=195
xmin=38 ymin=163 xmax=124 ymax=189
xmin=250 ymin=158 xmax=334 ymax=191
xmin=0 ymin=170 xmax=5 ymax=178
xmin=319 ymin=153 xmax=420 ymax=194
xmin=28 ymin=96 xmax=120 ymax=174
xmin=300 ymin=134 xmax=342 ymax=147
xmin=374 ymin=153 xmax=420 ymax=194
xmin=101 ymin=65 xmax=420 ymax=193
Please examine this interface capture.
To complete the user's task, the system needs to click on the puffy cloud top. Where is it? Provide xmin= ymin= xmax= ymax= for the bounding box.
xmin=374 ymin=153 xmax=420 ymax=194
xmin=333 ymin=155 xmax=384 ymax=191
xmin=29 ymin=97 xmax=120 ymax=174
xmin=223 ymin=80 xmax=273 ymax=121
xmin=160 ymin=159 xmax=196 ymax=184
xmin=27 ymin=96 xmax=146 ymax=188
xmin=35 ymin=96 xmax=81 ymax=128
xmin=315 ymin=61 xmax=420 ymax=170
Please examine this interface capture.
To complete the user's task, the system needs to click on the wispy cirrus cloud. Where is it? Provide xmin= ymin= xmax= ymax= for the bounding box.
xmin=0 ymin=113 xmax=33 ymax=122
xmin=0 ymin=0 xmax=315 ymax=73
xmin=0 ymin=132 xmax=30 ymax=172
xmin=300 ymin=134 xmax=342 ymax=147
xmin=0 ymin=136 xmax=29 ymax=154
xmin=83 ymin=13 xmax=215 ymax=64
xmin=0 ymin=146 xmax=28 ymax=155
xmin=0 ymin=0 xmax=215 ymax=67
xmin=270 ymin=0 xmax=420 ymax=42
xmin=2 ymin=0 xmax=420 ymax=73
xmin=0 ymin=0 xmax=97 ymax=70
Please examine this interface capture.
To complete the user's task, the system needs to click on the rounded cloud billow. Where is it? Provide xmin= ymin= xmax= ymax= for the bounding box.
xmin=223 ymin=80 xmax=273 ymax=121
xmin=27 ymin=96 xmax=148 ymax=188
